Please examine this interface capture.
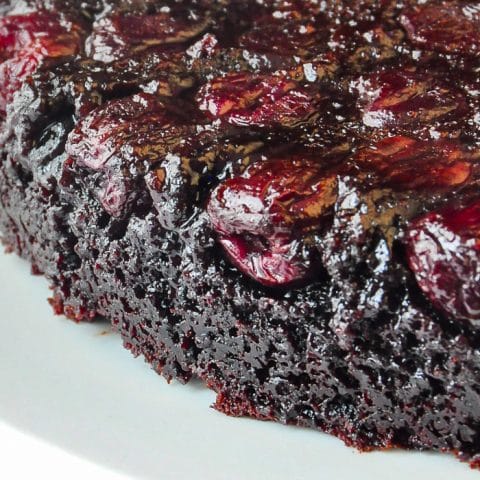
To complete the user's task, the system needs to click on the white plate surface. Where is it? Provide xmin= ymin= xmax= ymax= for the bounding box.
xmin=0 ymin=249 xmax=478 ymax=480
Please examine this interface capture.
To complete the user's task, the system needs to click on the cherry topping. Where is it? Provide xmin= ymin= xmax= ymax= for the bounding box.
xmin=355 ymin=136 xmax=474 ymax=191
xmin=66 ymin=93 xmax=192 ymax=217
xmin=407 ymin=199 xmax=480 ymax=324
xmin=400 ymin=2 xmax=480 ymax=57
xmin=239 ymin=14 xmax=327 ymax=58
xmin=196 ymin=72 xmax=317 ymax=128
xmin=354 ymin=70 xmax=469 ymax=129
xmin=66 ymin=93 xmax=169 ymax=171
xmin=86 ymin=10 xmax=209 ymax=62
xmin=207 ymin=158 xmax=337 ymax=287
xmin=0 ymin=12 xmax=82 ymax=114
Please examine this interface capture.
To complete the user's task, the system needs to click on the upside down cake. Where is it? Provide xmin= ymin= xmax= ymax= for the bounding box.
xmin=1 ymin=0 xmax=480 ymax=468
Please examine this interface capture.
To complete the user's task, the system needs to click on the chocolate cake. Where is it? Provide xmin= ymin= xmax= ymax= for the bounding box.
xmin=1 ymin=0 xmax=480 ymax=468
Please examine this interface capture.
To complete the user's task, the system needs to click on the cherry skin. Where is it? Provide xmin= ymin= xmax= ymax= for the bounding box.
xmin=238 ymin=14 xmax=326 ymax=58
xmin=355 ymin=136 xmax=473 ymax=191
xmin=407 ymin=199 xmax=480 ymax=324
xmin=66 ymin=93 xmax=189 ymax=217
xmin=66 ymin=93 xmax=169 ymax=171
xmin=400 ymin=2 xmax=480 ymax=57
xmin=86 ymin=10 xmax=209 ymax=62
xmin=196 ymin=72 xmax=316 ymax=129
xmin=207 ymin=158 xmax=337 ymax=287
xmin=0 ymin=12 xmax=82 ymax=114
xmin=354 ymin=70 xmax=469 ymax=129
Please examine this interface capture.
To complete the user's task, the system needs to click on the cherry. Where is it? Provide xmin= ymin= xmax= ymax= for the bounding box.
xmin=407 ymin=199 xmax=480 ymax=324
xmin=238 ymin=14 xmax=327 ymax=58
xmin=66 ymin=93 xmax=193 ymax=217
xmin=66 ymin=93 xmax=169 ymax=171
xmin=355 ymin=136 xmax=474 ymax=191
xmin=0 ymin=12 xmax=82 ymax=114
xmin=196 ymin=72 xmax=317 ymax=128
xmin=207 ymin=158 xmax=337 ymax=287
xmin=86 ymin=10 xmax=209 ymax=62
xmin=400 ymin=2 xmax=480 ymax=57
xmin=354 ymin=70 xmax=469 ymax=129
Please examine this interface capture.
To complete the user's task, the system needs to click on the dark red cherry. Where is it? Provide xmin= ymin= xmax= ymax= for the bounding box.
xmin=239 ymin=15 xmax=326 ymax=58
xmin=66 ymin=93 xmax=169 ymax=171
xmin=400 ymin=3 xmax=480 ymax=57
xmin=407 ymin=199 xmax=480 ymax=324
xmin=86 ymin=10 xmax=209 ymax=62
xmin=207 ymin=158 xmax=337 ymax=287
xmin=216 ymin=235 xmax=310 ymax=288
xmin=0 ymin=12 xmax=82 ymax=113
xmin=354 ymin=70 xmax=469 ymax=129
xmin=66 ymin=93 xmax=194 ymax=217
xmin=355 ymin=136 xmax=473 ymax=191
xmin=196 ymin=72 xmax=316 ymax=128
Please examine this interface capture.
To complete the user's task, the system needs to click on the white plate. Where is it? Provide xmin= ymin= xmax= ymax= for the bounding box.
xmin=0 ymin=249 xmax=478 ymax=480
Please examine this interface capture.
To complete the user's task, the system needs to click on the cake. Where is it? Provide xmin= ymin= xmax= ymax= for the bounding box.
xmin=1 ymin=0 xmax=480 ymax=468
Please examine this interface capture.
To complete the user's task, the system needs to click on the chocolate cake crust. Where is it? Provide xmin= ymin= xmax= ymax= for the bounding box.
xmin=1 ymin=0 xmax=480 ymax=468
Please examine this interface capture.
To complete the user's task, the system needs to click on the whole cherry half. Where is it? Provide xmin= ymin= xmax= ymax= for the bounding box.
xmin=238 ymin=13 xmax=327 ymax=58
xmin=196 ymin=72 xmax=317 ymax=129
xmin=66 ymin=93 xmax=170 ymax=171
xmin=407 ymin=199 xmax=480 ymax=324
xmin=353 ymin=70 xmax=469 ymax=129
xmin=0 ymin=11 xmax=82 ymax=114
xmin=400 ymin=2 xmax=480 ymax=57
xmin=66 ymin=93 xmax=194 ymax=217
xmin=207 ymin=157 xmax=337 ymax=287
xmin=86 ymin=9 xmax=209 ymax=62
xmin=354 ymin=136 xmax=474 ymax=191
